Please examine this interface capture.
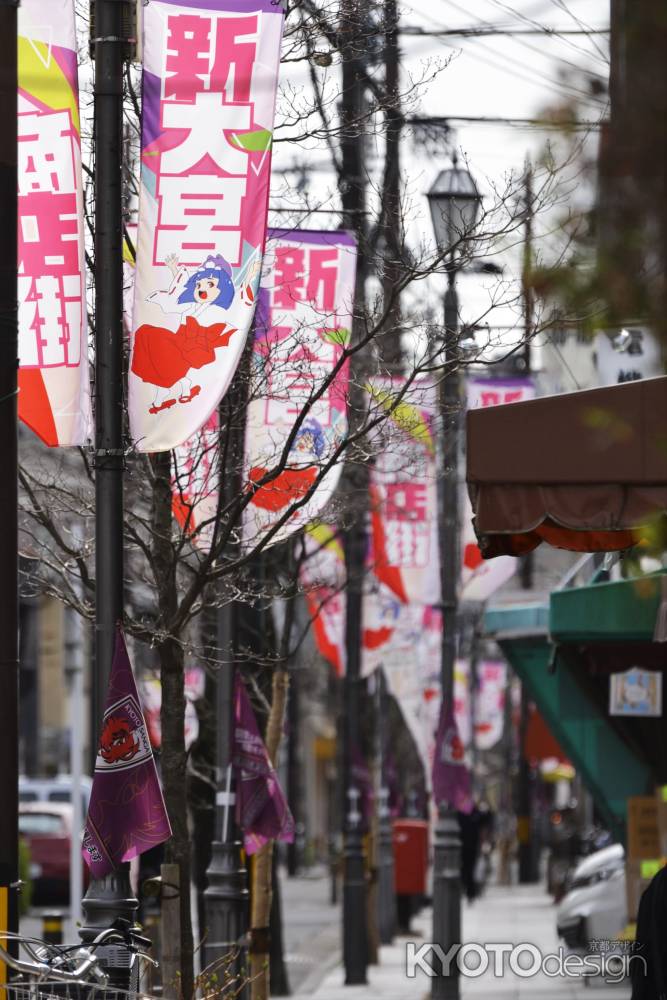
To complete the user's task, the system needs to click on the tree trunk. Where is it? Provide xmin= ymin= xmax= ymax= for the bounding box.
xmin=250 ymin=668 xmax=290 ymax=1000
xmin=269 ymin=852 xmax=290 ymax=996
xmin=151 ymin=451 xmax=195 ymax=1000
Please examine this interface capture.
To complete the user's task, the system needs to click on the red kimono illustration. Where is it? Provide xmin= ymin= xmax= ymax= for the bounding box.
xmin=131 ymin=315 xmax=237 ymax=389
xmin=247 ymin=464 xmax=319 ymax=512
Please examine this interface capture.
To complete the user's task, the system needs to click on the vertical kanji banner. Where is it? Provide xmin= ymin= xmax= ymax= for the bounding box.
xmin=18 ymin=0 xmax=91 ymax=446
xmin=461 ymin=376 xmax=535 ymax=601
xmin=242 ymin=229 xmax=357 ymax=549
xmin=367 ymin=378 xmax=440 ymax=605
xmin=299 ymin=523 xmax=347 ymax=677
xmin=129 ymin=0 xmax=284 ymax=452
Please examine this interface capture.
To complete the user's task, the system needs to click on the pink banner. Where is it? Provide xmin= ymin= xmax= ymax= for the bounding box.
xmin=18 ymin=0 xmax=91 ymax=446
xmin=128 ymin=0 xmax=284 ymax=452
xmin=367 ymin=378 xmax=440 ymax=605
xmin=242 ymin=229 xmax=356 ymax=549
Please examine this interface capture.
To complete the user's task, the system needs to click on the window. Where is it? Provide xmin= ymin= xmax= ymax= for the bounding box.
xmin=18 ymin=813 xmax=65 ymax=837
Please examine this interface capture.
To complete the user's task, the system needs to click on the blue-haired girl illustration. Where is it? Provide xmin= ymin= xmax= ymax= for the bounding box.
xmin=131 ymin=253 xmax=260 ymax=414
xmin=247 ymin=418 xmax=327 ymax=512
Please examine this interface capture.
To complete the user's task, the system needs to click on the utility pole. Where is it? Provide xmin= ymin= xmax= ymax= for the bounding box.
xmin=81 ymin=0 xmax=138 ymax=964
xmin=517 ymin=161 xmax=535 ymax=884
xmin=340 ymin=0 xmax=369 ymax=985
xmin=379 ymin=0 xmax=403 ymax=370
xmin=0 ymin=0 xmax=19 ymax=964
xmin=374 ymin=669 xmax=396 ymax=944
xmin=370 ymin=0 xmax=402 ymax=950
xmin=519 ymin=161 xmax=534 ymax=592
xmin=432 ymin=267 xmax=463 ymax=1000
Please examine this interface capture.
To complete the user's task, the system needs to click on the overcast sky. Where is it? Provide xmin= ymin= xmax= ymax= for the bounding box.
xmin=270 ymin=0 xmax=610 ymax=363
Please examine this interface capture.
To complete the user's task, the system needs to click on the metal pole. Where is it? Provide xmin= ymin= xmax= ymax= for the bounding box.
xmin=340 ymin=0 xmax=369 ymax=984
xmin=286 ymin=669 xmax=300 ymax=877
xmin=0 ymin=0 xmax=19 ymax=962
xmin=203 ymin=596 xmax=248 ymax=982
xmin=81 ymin=0 xmax=138 ymax=964
xmin=65 ymin=607 xmax=84 ymax=941
xmin=204 ymin=382 xmax=250 ymax=985
xmin=342 ymin=516 xmax=368 ymax=984
xmin=519 ymin=162 xmax=534 ymax=592
xmin=375 ymin=670 xmax=396 ymax=945
xmin=431 ymin=268 xmax=462 ymax=1000
xmin=517 ymin=684 xmax=533 ymax=883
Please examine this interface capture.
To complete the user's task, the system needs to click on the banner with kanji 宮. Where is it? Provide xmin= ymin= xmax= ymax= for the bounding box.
xmin=18 ymin=0 xmax=91 ymax=446
xmin=461 ymin=376 xmax=535 ymax=601
xmin=128 ymin=0 xmax=284 ymax=452
xmin=367 ymin=378 xmax=440 ymax=605
xmin=242 ymin=229 xmax=357 ymax=549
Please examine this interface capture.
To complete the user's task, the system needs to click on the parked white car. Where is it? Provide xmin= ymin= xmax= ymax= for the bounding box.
xmin=556 ymin=844 xmax=627 ymax=955
xmin=19 ymin=774 xmax=92 ymax=815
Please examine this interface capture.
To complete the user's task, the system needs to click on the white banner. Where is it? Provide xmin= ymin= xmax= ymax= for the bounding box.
xmin=128 ymin=0 xmax=284 ymax=452
xmin=18 ymin=0 xmax=91 ymax=446
xmin=242 ymin=229 xmax=356 ymax=549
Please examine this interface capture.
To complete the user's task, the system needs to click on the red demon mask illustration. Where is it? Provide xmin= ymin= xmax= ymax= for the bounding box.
xmin=100 ymin=715 xmax=139 ymax=765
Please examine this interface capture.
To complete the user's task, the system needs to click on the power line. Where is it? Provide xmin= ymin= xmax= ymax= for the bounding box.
xmin=401 ymin=25 xmax=609 ymax=37
xmin=411 ymin=113 xmax=606 ymax=130
xmin=432 ymin=33 xmax=603 ymax=105
xmin=483 ymin=0 xmax=609 ymax=64
xmin=548 ymin=0 xmax=609 ymax=61
xmin=429 ymin=0 xmax=607 ymax=102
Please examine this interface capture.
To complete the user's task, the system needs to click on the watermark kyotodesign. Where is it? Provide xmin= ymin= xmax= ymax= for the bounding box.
xmin=405 ymin=941 xmax=645 ymax=984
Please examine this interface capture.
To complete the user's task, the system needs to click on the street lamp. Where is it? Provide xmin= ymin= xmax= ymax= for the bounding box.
xmin=427 ymin=157 xmax=482 ymax=257
xmin=427 ymin=157 xmax=482 ymax=1000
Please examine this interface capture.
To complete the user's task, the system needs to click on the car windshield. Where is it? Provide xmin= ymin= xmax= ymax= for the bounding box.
xmin=19 ymin=813 xmax=65 ymax=836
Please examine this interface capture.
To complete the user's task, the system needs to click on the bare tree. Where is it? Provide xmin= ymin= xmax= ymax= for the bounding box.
xmin=17 ymin=1 xmax=594 ymax=995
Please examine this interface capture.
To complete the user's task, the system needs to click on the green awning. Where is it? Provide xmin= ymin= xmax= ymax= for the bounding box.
xmin=550 ymin=571 xmax=667 ymax=644
xmin=484 ymin=604 xmax=654 ymax=840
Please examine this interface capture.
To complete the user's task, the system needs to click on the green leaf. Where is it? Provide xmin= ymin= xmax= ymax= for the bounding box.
xmin=230 ymin=129 xmax=273 ymax=152
xmin=322 ymin=327 xmax=350 ymax=346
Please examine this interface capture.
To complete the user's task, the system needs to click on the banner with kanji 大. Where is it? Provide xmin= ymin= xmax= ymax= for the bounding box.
xmin=461 ymin=376 xmax=535 ymax=601
xmin=242 ymin=229 xmax=357 ymax=549
xmin=367 ymin=378 xmax=440 ymax=605
xmin=18 ymin=0 xmax=91 ymax=446
xmin=128 ymin=0 xmax=284 ymax=452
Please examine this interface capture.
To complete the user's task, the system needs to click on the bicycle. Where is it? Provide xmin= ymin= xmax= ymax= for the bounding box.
xmin=0 ymin=918 xmax=158 ymax=1000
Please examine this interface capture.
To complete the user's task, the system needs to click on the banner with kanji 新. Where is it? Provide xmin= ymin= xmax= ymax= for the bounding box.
xmin=242 ymin=229 xmax=357 ymax=549
xmin=18 ymin=0 xmax=91 ymax=446
xmin=128 ymin=0 xmax=284 ymax=452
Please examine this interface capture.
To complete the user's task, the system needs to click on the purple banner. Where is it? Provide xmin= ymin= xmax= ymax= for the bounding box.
xmin=233 ymin=677 xmax=294 ymax=854
xmin=82 ymin=629 xmax=172 ymax=878
xmin=432 ymin=700 xmax=473 ymax=814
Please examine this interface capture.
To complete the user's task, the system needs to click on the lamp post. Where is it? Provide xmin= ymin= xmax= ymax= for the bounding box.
xmin=80 ymin=0 xmax=138 ymax=973
xmin=427 ymin=157 xmax=481 ymax=1000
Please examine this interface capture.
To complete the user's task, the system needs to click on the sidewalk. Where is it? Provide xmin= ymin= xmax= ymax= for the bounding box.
xmin=308 ymin=882 xmax=632 ymax=1000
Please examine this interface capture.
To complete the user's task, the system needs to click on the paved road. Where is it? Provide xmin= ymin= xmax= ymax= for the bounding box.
xmin=21 ymin=874 xmax=632 ymax=1000
xmin=311 ymin=883 xmax=632 ymax=1000
xmin=279 ymin=865 xmax=342 ymax=994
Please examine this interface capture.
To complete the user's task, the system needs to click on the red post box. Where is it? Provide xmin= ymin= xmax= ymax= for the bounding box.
xmin=393 ymin=818 xmax=429 ymax=895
